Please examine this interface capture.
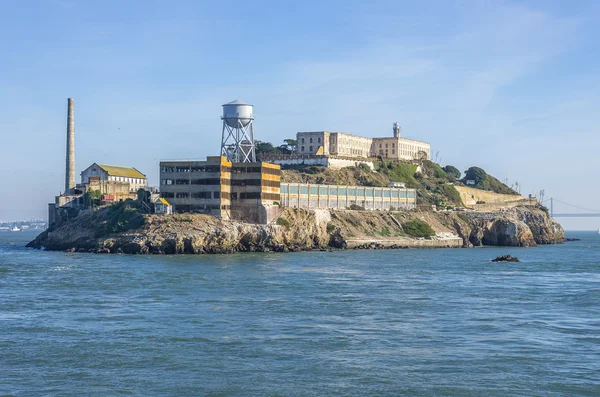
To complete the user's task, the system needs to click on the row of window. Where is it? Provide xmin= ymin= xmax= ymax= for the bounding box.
xmin=231 ymin=166 xmax=281 ymax=176
xmin=301 ymin=137 xmax=322 ymax=144
xmin=161 ymin=192 xmax=281 ymax=201
xmin=161 ymin=165 xmax=225 ymax=173
xmin=108 ymin=176 xmax=145 ymax=184
xmin=161 ymin=165 xmax=282 ymax=176
xmin=281 ymin=185 xmax=415 ymax=198
xmin=175 ymin=204 xmax=224 ymax=212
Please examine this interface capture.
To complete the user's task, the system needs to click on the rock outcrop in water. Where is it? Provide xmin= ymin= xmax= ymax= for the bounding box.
xmin=27 ymin=202 xmax=564 ymax=254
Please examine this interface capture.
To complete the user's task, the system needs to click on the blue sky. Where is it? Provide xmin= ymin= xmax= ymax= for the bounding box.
xmin=1 ymin=0 xmax=599 ymax=229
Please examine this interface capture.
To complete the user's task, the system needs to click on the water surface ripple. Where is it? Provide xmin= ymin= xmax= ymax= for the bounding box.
xmin=1 ymin=231 xmax=598 ymax=396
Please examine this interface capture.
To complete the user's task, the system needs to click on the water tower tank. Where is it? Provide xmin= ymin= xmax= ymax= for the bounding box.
xmin=222 ymin=99 xmax=253 ymax=128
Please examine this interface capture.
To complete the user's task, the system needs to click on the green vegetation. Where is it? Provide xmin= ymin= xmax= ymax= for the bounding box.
xmin=326 ymin=223 xmax=336 ymax=233
xmin=463 ymin=166 xmax=518 ymax=195
xmin=276 ymin=217 xmax=290 ymax=228
xmin=376 ymin=161 xmax=418 ymax=187
xmin=94 ymin=201 xmax=145 ymax=237
xmin=442 ymin=165 xmax=461 ymax=180
xmin=402 ymin=219 xmax=435 ymax=238
xmin=431 ymin=163 xmax=447 ymax=179
xmin=438 ymin=184 xmax=462 ymax=206
xmin=380 ymin=227 xmax=391 ymax=237
xmin=84 ymin=189 xmax=102 ymax=208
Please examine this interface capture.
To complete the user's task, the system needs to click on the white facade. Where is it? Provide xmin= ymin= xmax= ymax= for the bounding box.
xmin=296 ymin=127 xmax=430 ymax=161
xmin=296 ymin=131 xmax=373 ymax=158
xmin=372 ymin=137 xmax=431 ymax=160
xmin=80 ymin=163 xmax=147 ymax=192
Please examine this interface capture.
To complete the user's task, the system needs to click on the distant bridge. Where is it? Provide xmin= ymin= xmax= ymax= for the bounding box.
xmin=544 ymin=198 xmax=600 ymax=218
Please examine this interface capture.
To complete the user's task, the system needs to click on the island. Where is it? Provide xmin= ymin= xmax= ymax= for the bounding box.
xmin=28 ymin=161 xmax=564 ymax=254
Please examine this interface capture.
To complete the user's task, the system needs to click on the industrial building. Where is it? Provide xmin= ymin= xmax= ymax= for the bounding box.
xmin=280 ymin=183 xmax=416 ymax=210
xmin=296 ymin=122 xmax=431 ymax=161
xmin=81 ymin=163 xmax=147 ymax=192
xmin=159 ymin=156 xmax=281 ymax=224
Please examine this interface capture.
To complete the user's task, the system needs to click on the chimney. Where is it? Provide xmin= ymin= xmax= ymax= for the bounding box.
xmin=65 ymin=98 xmax=75 ymax=194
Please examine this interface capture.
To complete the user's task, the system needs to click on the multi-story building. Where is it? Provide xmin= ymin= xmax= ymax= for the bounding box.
xmin=295 ymin=125 xmax=431 ymax=161
xmin=296 ymin=131 xmax=372 ymax=158
xmin=372 ymin=137 xmax=430 ymax=160
xmin=159 ymin=156 xmax=281 ymax=223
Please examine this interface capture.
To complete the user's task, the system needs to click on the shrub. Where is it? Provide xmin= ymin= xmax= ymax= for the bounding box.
xmin=439 ymin=184 xmax=463 ymax=206
xmin=349 ymin=204 xmax=365 ymax=210
xmin=432 ymin=163 xmax=447 ymax=179
xmin=276 ymin=217 xmax=290 ymax=228
xmin=380 ymin=227 xmax=391 ymax=237
xmin=402 ymin=219 xmax=435 ymax=238
xmin=326 ymin=223 xmax=336 ymax=233
xmin=358 ymin=163 xmax=372 ymax=172
xmin=377 ymin=161 xmax=418 ymax=187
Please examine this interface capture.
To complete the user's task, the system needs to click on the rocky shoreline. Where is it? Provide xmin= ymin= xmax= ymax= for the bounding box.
xmin=27 ymin=202 xmax=565 ymax=255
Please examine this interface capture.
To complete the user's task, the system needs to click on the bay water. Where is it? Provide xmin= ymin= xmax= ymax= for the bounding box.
xmin=1 ymin=231 xmax=598 ymax=396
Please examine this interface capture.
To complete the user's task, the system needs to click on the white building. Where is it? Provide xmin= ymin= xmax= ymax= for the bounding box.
xmin=296 ymin=125 xmax=430 ymax=161
xmin=80 ymin=163 xmax=147 ymax=192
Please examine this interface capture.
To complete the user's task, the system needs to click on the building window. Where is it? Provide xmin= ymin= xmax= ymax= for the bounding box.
xmin=379 ymin=144 xmax=382 ymax=148
xmin=392 ymin=143 xmax=395 ymax=148
xmin=309 ymin=146 xmax=313 ymax=152
xmin=386 ymin=143 xmax=388 ymax=148
xmin=301 ymin=146 xmax=305 ymax=152
xmin=302 ymin=138 xmax=305 ymax=144
xmin=318 ymin=137 xmax=321 ymax=143
xmin=392 ymin=149 xmax=395 ymax=154
xmin=310 ymin=137 xmax=313 ymax=143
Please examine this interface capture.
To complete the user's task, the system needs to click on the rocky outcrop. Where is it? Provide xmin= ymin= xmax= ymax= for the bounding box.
xmin=27 ymin=203 xmax=564 ymax=254
xmin=460 ymin=206 xmax=564 ymax=247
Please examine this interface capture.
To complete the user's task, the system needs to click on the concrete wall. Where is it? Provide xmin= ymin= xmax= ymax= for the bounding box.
xmin=455 ymin=185 xmax=529 ymax=208
xmin=280 ymin=183 xmax=416 ymax=211
xmin=297 ymin=132 xmax=328 ymax=155
xmin=268 ymin=155 xmax=375 ymax=170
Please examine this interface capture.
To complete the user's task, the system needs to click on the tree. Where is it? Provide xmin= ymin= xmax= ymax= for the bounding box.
xmin=442 ymin=165 xmax=461 ymax=180
xmin=464 ymin=166 xmax=487 ymax=185
xmin=254 ymin=140 xmax=280 ymax=155
xmin=84 ymin=189 xmax=102 ymax=208
xmin=283 ymin=138 xmax=297 ymax=152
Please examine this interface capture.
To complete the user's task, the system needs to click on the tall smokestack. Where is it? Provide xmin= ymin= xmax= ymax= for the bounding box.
xmin=65 ymin=98 xmax=75 ymax=194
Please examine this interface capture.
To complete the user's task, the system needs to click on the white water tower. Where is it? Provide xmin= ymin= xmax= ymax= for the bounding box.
xmin=220 ymin=99 xmax=256 ymax=163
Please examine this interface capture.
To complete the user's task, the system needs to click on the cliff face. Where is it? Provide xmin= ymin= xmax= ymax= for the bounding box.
xmin=27 ymin=204 xmax=564 ymax=254
xmin=460 ymin=206 xmax=564 ymax=248
xmin=28 ymin=207 xmax=340 ymax=254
